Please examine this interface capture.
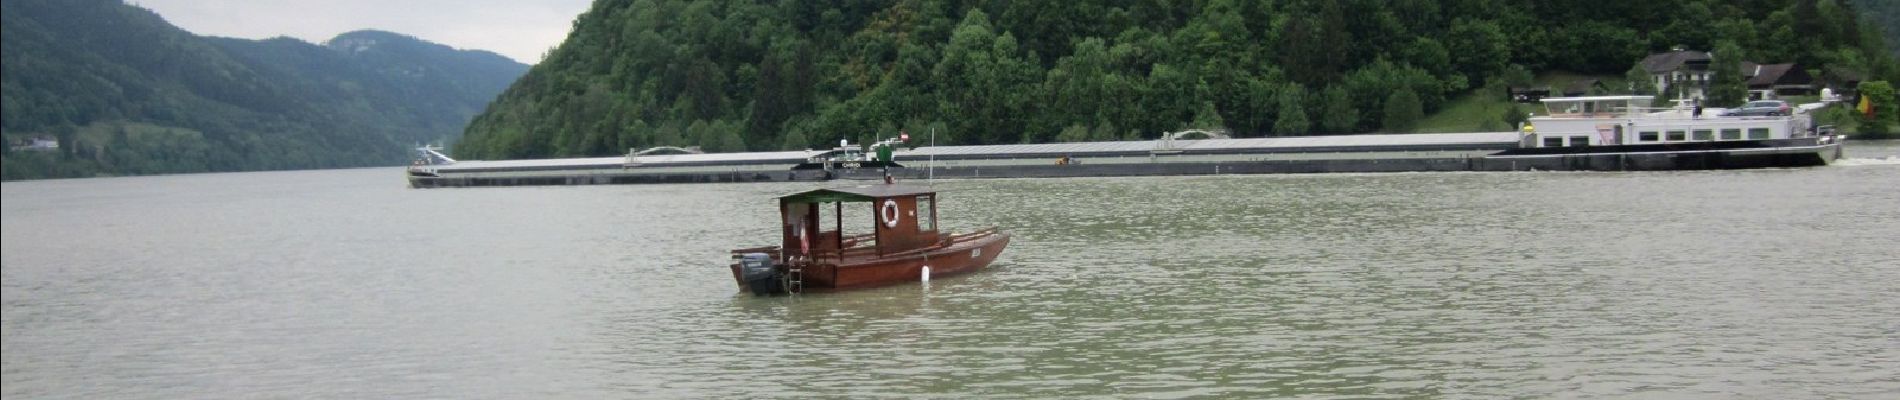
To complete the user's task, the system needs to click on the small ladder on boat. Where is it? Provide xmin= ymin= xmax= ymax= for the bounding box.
xmin=783 ymin=262 xmax=803 ymax=295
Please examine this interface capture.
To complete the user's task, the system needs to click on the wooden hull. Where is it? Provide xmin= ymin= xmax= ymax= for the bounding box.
xmin=729 ymin=230 xmax=1010 ymax=294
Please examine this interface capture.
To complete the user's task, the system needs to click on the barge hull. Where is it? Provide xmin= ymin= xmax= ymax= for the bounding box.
xmin=1476 ymin=137 xmax=1843 ymax=171
xmin=409 ymin=146 xmax=1838 ymax=188
xmin=410 ymin=156 xmax=1496 ymax=188
xmin=406 ymin=132 xmax=1845 ymax=188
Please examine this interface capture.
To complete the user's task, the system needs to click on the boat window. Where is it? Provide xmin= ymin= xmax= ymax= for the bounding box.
xmin=1666 ymin=130 xmax=1686 ymax=141
xmin=1569 ymin=136 xmax=1589 ymax=147
xmin=1692 ymin=129 xmax=1713 ymax=141
xmin=1748 ymin=128 xmax=1770 ymax=139
xmin=918 ymin=195 xmax=937 ymax=232
xmin=1639 ymin=131 xmax=1659 ymax=142
xmin=1542 ymin=136 xmax=1564 ymax=147
xmin=1721 ymin=129 xmax=1742 ymax=140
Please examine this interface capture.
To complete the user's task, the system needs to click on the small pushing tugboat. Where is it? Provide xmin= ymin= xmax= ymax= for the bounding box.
xmin=728 ymin=182 xmax=1010 ymax=295
xmin=789 ymin=138 xmax=907 ymax=180
xmin=406 ymin=145 xmax=456 ymax=180
xmin=1484 ymin=95 xmax=1844 ymax=170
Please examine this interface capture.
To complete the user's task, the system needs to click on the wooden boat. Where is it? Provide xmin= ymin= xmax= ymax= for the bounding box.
xmin=728 ymin=182 xmax=1010 ymax=295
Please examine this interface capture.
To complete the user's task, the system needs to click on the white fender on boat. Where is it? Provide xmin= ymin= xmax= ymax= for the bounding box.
xmin=921 ymin=266 xmax=931 ymax=282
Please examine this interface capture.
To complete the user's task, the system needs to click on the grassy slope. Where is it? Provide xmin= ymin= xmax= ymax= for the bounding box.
xmin=1415 ymin=92 xmax=1515 ymax=133
xmin=1416 ymin=72 xmax=1628 ymax=133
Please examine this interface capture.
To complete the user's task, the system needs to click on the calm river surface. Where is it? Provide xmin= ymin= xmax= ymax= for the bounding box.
xmin=5 ymin=142 xmax=1899 ymax=399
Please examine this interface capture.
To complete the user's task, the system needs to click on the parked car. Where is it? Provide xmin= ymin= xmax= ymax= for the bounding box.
xmin=1723 ymin=100 xmax=1792 ymax=117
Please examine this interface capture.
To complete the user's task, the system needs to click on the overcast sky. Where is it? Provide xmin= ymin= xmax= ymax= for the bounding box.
xmin=130 ymin=0 xmax=593 ymax=64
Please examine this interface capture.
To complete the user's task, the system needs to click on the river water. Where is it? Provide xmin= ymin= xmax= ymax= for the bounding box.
xmin=5 ymin=142 xmax=1899 ymax=399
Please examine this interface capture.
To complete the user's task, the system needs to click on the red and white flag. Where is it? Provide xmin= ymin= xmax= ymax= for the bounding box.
xmin=900 ymin=131 xmax=910 ymax=141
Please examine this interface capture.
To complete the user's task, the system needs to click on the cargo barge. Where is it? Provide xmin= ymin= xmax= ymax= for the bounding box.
xmin=406 ymin=132 xmax=1520 ymax=188
xmin=407 ymin=96 xmax=1844 ymax=188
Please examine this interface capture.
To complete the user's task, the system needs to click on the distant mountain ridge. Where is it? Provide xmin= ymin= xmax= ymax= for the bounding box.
xmin=0 ymin=0 xmax=528 ymax=179
xmin=324 ymin=30 xmax=526 ymax=99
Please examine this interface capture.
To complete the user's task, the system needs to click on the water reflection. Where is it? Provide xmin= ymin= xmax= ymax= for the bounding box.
xmin=4 ymin=145 xmax=1898 ymax=398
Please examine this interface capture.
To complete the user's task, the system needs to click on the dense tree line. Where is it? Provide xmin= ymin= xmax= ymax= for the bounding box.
xmin=1849 ymin=0 xmax=1900 ymax=56
xmin=459 ymin=0 xmax=1899 ymax=159
xmin=1 ymin=0 xmax=527 ymax=179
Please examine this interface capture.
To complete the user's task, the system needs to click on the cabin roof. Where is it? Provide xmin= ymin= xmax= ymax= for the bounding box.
xmin=1641 ymin=50 xmax=1711 ymax=73
xmin=1539 ymin=95 xmax=1655 ymax=103
xmin=1744 ymin=63 xmax=1809 ymax=86
xmin=781 ymin=184 xmax=935 ymax=203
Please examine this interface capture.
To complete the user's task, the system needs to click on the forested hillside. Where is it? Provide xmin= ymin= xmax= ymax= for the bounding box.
xmin=1856 ymin=0 xmax=1900 ymax=55
xmin=458 ymin=0 xmax=1898 ymax=159
xmin=0 ymin=0 xmax=527 ymax=179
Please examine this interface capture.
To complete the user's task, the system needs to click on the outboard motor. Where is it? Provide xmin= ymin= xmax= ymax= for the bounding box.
xmin=739 ymin=253 xmax=783 ymax=295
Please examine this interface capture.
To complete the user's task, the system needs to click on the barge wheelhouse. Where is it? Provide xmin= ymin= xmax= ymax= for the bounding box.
xmin=1486 ymin=95 xmax=1844 ymax=170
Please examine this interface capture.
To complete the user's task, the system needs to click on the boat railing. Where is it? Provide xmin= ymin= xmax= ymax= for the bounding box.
xmin=946 ymin=227 xmax=999 ymax=243
xmin=803 ymin=248 xmax=859 ymax=262
xmin=794 ymin=233 xmax=878 ymax=261
xmin=796 ymin=228 xmax=1000 ymax=262
xmin=1813 ymin=125 xmax=1841 ymax=140
xmin=1539 ymin=106 xmax=1672 ymax=119
xmin=843 ymin=232 xmax=877 ymax=242
xmin=1538 ymin=106 xmax=1801 ymax=121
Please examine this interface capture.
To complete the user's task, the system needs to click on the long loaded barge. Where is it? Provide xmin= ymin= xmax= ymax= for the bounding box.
xmin=408 ymin=96 xmax=1844 ymax=188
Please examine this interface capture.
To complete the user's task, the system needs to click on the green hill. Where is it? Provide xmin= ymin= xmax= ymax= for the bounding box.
xmin=458 ymin=0 xmax=1897 ymax=160
xmin=0 ymin=0 xmax=528 ymax=179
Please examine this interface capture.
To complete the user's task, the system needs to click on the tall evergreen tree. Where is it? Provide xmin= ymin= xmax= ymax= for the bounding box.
xmin=1319 ymin=86 xmax=1358 ymax=134
xmin=1383 ymin=88 xmax=1424 ymax=133
xmin=1625 ymin=64 xmax=1657 ymax=95
xmin=779 ymin=124 xmax=810 ymax=150
xmin=1090 ymin=122 xmax=1122 ymax=142
xmin=1501 ymin=104 xmax=1529 ymax=131
xmin=1056 ymin=124 xmax=1090 ymax=142
xmin=1708 ymin=41 xmax=1749 ymax=106
xmin=1191 ymin=101 xmax=1227 ymax=131
xmin=1272 ymin=84 xmax=1311 ymax=135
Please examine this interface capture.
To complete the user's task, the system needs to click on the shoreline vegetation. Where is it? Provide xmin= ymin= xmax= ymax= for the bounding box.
xmin=6 ymin=0 xmax=1900 ymax=180
xmin=455 ymin=0 xmax=1899 ymax=163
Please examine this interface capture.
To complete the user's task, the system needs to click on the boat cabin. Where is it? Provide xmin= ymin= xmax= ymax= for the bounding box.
xmin=1541 ymin=95 xmax=1652 ymax=118
xmin=779 ymin=184 xmax=941 ymax=261
xmin=1521 ymin=95 xmax=1815 ymax=148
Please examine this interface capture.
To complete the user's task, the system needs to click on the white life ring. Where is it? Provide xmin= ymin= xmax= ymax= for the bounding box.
xmin=881 ymin=199 xmax=900 ymax=228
